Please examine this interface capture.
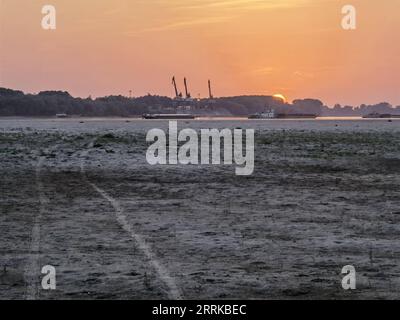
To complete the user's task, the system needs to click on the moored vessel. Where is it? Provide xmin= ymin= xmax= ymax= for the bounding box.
xmin=142 ymin=113 xmax=196 ymax=120
xmin=248 ymin=109 xmax=276 ymax=119
xmin=362 ymin=113 xmax=399 ymax=119
xmin=248 ymin=109 xmax=317 ymax=119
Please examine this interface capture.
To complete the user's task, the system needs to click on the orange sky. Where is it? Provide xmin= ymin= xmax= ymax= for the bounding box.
xmin=1 ymin=0 xmax=399 ymax=106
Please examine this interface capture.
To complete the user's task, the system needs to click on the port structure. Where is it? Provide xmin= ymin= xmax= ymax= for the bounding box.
xmin=172 ymin=76 xmax=183 ymax=99
xmin=171 ymin=76 xmax=217 ymax=111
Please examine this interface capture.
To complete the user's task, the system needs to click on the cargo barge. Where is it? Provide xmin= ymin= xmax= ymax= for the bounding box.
xmin=142 ymin=114 xmax=196 ymax=120
xmin=363 ymin=113 xmax=400 ymax=119
xmin=248 ymin=109 xmax=317 ymax=119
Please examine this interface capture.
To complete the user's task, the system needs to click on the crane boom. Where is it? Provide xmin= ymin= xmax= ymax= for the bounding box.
xmin=172 ymin=76 xmax=180 ymax=98
xmin=184 ymin=77 xmax=191 ymax=99
xmin=208 ymin=80 xmax=213 ymax=99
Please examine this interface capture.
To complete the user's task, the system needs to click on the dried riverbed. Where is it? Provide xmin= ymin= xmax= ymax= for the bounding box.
xmin=1 ymin=119 xmax=400 ymax=299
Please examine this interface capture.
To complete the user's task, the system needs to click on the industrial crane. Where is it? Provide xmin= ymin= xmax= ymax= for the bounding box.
xmin=208 ymin=80 xmax=213 ymax=99
xmin=172 ymin=76 xmax=182 ymax=99
xmin=183 ymin=77 xmax=191 ymax=99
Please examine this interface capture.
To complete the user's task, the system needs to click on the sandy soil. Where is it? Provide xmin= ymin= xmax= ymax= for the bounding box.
xmin=1 ymin=119 xmax=400 ymax=299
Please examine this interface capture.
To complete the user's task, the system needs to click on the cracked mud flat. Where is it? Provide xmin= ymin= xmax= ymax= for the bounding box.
xmin=1 ymin=118 xmax=400 ymax=300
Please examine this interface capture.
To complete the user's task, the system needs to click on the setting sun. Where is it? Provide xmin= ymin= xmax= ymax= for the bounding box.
xmin=273 ymin=94 xmax=287 ymax=104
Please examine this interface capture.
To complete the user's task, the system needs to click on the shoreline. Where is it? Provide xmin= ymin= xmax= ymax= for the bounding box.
xmin=0 ymin=116 xmax=395 ymax=121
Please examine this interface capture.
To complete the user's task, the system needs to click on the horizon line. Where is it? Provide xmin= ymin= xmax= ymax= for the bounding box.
xmin=1 ymin=87 xmax=399 ymax=109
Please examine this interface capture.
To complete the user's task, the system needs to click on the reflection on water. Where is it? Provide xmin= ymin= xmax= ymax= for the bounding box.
xmin=2 ymin=116 xmax=400 ymax=122
xmin=1 ymin=116 xmax=400 ymax=135
xmin=318 ymin=116 xmax=362 ymax=120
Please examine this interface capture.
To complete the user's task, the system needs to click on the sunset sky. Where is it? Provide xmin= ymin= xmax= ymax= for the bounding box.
xmin=0 ymin=0 xmax=399 ymax=106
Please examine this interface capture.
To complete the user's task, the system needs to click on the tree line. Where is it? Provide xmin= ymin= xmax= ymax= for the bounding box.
xmin=1 ymin=88 xmax=399 ymax=117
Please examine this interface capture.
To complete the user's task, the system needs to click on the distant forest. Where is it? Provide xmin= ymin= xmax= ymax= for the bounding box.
xmin=1 ymin=87 xmax=399 ymax=117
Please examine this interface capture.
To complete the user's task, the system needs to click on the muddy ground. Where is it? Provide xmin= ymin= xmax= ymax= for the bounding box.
xmin=1 ymin=119 xmax=400 ymax=299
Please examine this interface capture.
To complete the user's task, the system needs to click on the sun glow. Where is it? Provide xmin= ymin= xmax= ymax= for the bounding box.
xmin=273 ymin=94 xmax=287 ymax=103
xmin=1 ymin=1 xmax=400 ymax=105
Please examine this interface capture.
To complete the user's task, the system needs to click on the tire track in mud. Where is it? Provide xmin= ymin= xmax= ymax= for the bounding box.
xmin=80 ymin=146 xmax=183 ymax=300
xmin=24 ymin=154 xmax=48 ymax=300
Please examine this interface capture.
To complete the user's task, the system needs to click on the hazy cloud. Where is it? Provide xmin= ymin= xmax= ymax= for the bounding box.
xmin=125 ymin=15 xmax=235 ymax=35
